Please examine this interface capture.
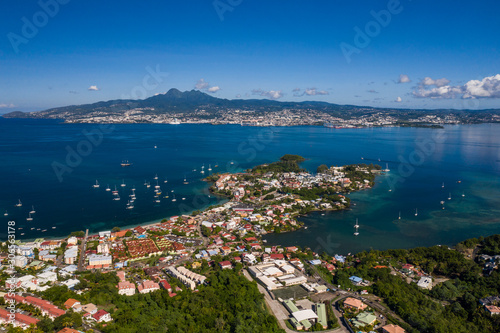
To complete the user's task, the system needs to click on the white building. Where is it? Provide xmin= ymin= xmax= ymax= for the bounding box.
xmin=417 ymin=276 xmax=433 ymax=290
xmin=13 ymin=255 xmax=28 ymax=268
xmin=88 ymin=254 xmax=112 ymax=266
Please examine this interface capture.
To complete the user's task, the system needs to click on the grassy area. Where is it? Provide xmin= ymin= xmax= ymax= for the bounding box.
xmin=272 ymin=285 xmax=310 ymax=300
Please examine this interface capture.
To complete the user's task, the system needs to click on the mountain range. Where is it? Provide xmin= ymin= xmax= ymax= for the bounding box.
xmin=2 ymin=88 xmax=499 ymax=121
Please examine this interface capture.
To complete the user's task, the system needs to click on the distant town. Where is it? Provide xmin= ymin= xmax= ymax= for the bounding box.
xmin=3 ymin=89 xmax=500 ymax=128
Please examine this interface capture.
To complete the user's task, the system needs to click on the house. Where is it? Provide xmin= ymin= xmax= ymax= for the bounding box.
xmin=485 ymin=305 xmax=500 ymax=315
xmin=92 ymin=309 xmax=112 ymax=322
xmin=219 ymin=261 xmax=232 ymax=269
xmin=343 ymin=297 xmax=367 ymax=311
xmin=417 ymin=276 xmax=433 ymax=290
xmin=382 ymin=324 xmax=406 ymax=333
xmin=349 ymin=276 xmax=363 ymax=286
xmin=64 ymin=299 xmax=81 ymax=310
xmin=117 ymin=281 xmax=136 ymax=296
xmin=352 ymin=311 xmax=377 ymax=328
xmin=81 ymin=303 xmax=98 ymax=315
xmin=57 ymin=328 xmax=81 ymax=333
xmin=159 ymin=279 xmax=172 ymax=292
xmin=138 ymin=280 xmax=160 ymax=294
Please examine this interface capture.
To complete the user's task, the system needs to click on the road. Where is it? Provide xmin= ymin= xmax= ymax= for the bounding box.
xmin=243 ymin=269 xmax=348 ymax=333
xmin=77 ymin=229 xmax=89 ymax=271
xmin=309 ymin=264 xmax=407 ymax=328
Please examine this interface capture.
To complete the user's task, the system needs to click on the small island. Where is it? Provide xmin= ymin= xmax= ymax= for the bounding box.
xmin=205 ymin=154 xmax=381 ymax=234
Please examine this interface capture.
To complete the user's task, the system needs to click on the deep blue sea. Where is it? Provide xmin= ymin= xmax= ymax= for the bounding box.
xmin=1 ymin=118 xmax=499 ymax=254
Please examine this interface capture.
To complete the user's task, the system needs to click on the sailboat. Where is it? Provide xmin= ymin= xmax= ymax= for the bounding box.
xmin=30 ymin=206 xmax=36 ymax=214
xmin=121 ymin=179 xmax=126 ymax=187
xmin=182 ymin=197 xmax=186 ymax=200
xmin=4 ymin=210 xmax=7 ymax=216
xmin=384 ymin=163 xmax=390 ymax=172
xmin=354 ymin=218 xmax=359 ymax=236
xmin=398 ymin=211 xmax=401 ymax=220
xmin=183 ymin=176 xmax=189 ymax=185
xmin=164 ymin=177 xmax=168 ymax=183
xmin=154 ymin=174 xmax=158 ymax=180
xmin=442 ymin=182 xmax=445 ymax=188
xmin=415 ymin=208 xmax=418 ymax=216
xmin=16 ymin=199 xmax=22 ymax=207
xmin=200 ymin=164 xmax=205 ymax=174
xmin=448 ymin=193 xmax=451 ymax=200
xmin=93 ymin=180 xmax=100 ymax=188
xmin=462 ymin=191 xmax=465 ymax=197
xmin=172 ymin=194 xmax=177 ymax=202
xmin=208 ymin=164 xmax=212 ymax=171
xmin=112 ymin=185 xmax=119 ymax=194
xmin=26 ymin=213 xmax=33 ymax=221
xmin=113 ymin=196 xmax=120 ymax=201
xmin=106 ymin=185 xmax=111 ymax=192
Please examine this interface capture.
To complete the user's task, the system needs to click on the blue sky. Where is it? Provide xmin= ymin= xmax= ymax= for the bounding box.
xmin=1 ymin=0 xmax=499 ymax=112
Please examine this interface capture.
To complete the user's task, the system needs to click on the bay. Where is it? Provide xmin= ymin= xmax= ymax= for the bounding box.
xmin=0 ymin=118 xmax=499 ymax=255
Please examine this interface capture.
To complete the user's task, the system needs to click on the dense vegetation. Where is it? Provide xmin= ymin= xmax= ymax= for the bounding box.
xmin=37 ymin=269 xmax=283 ymax=333
xmin=252 ymin=154 xmax=306 ymax=174
xmin=327 ymin=240 xmax=500 ymax=333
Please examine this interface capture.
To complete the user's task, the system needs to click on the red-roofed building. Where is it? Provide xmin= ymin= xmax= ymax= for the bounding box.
xmin=159 ymin=279 xmax=172 ymax=292
xmin=92 ymin=309 xmax=112 ymax=323
xmin=382 ymin=324 xmax=406 ymax=333
xmin=0 ymin=308 xmax=39 ymax=328
xmin=117 ymin=281 xmax=136 ymax=296
xmin=57 ymin=328 xmax=81 ymax=333
xmin=270 ymin=253 xmax=284 ymax=260
xmin=64 ymin=298 xmax=81 ymax=310
xmin=134 ymin=226 xmax=147 ymax=235
xmin=138 ymin=280 xmax=160 ymax=294
xmin=218 ymin=261 xmax=232 ymax=269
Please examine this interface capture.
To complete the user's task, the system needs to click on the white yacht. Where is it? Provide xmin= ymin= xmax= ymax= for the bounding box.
xmin=16 ymin=199 xmax=22 ymax=207
xmin=93 ymin=180 xmax=100 ymax=188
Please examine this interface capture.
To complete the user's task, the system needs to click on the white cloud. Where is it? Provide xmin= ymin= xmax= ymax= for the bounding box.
xmin=195 ymin=79 xmax=220 ymax=93
xmin=463 ymin=74 xmax=500 ymax=99
xmin=413 ymin=85 xmax=462 ymax=99
xmin=0 ymin=103 xmax=15 ymax=108
xmin=235 ymin=94 xmax=241 ymax=98
xmin=398 ymin=74 xmax=411 ymax=83
xmin=88 ymin=85 xmax=100 ymax=91
xmin=413 ymin=74 xmax=500 ymax=99
xmin=195 ymin=79 xmax=209 ymax=90
xmin=421 ymin=77 xmax=450 ymax=87
xmin=304 ymin=88 xmax=329 ymax=96
xmin=251 ymin=89 xmax=283 ymax=100
xmin=293 ymin=87 xmax=329 ymax=97
xmin=395 ymin=96 xmax=402 ymax=102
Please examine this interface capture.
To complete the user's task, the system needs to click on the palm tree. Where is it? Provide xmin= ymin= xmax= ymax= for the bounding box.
xmin=62 ymin=317 xmax=74 ymax=328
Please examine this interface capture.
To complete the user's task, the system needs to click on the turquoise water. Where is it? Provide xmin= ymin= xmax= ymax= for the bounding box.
xmin=1 ymin=119 xmax=499 ymax=254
